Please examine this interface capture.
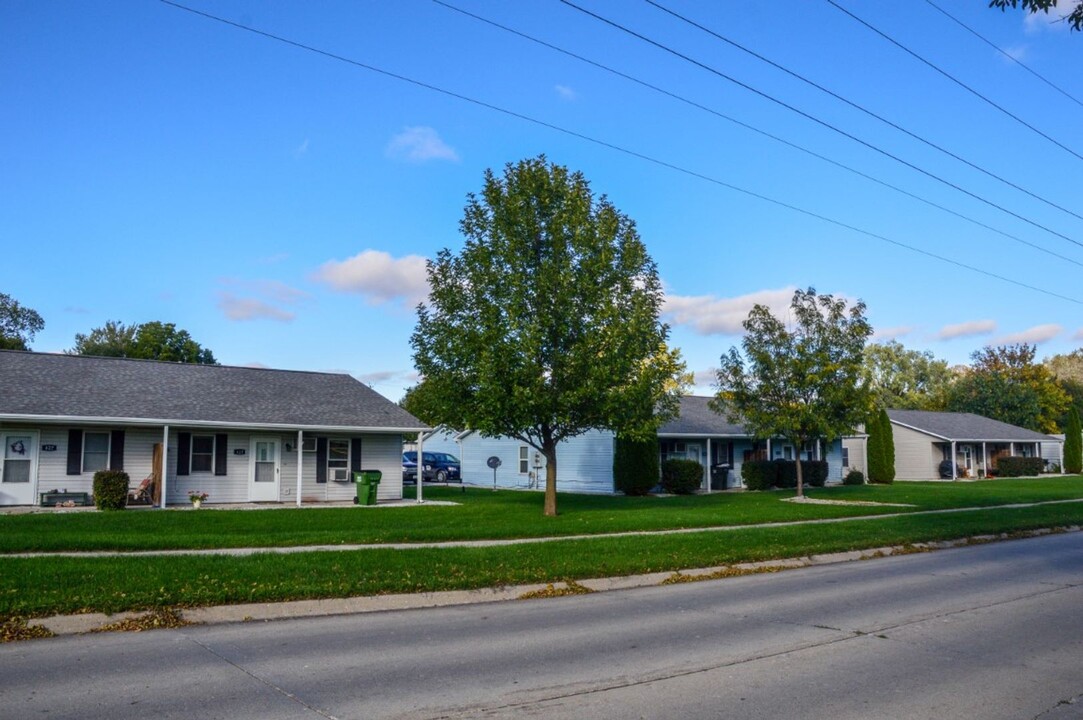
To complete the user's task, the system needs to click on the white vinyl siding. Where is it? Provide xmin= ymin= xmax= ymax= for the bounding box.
xmin=458 ymin=430 xmax=615 ymax=493
xmin=891 ymin=423 xmax=945 ymax=480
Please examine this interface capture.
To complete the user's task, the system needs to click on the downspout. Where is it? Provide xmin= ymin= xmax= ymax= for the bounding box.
xmin=416 ymin=431 xmax=424 ymax=504
xmin=951 ymin=440 xmax=957 ymax=480
xmin=160 ymin=425 xmax=169 ymax=509
xmin=296 ymin=430 xmax=303 ymax=507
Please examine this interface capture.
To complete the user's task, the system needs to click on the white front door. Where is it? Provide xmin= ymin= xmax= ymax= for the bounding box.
xmin=248 ymin=437 xmax=280 ymax=502
xmin=0 ymin=431 xmax=39 ymax=506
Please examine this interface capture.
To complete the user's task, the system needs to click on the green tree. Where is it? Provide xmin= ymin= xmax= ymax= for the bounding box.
xmin=613 ymin=435 xmax=660 ymax=496
xmin=412 ymin=156 xmax=685 ymax=517
xmin=0 ymin=293 xmax=45 ymax=350
xmin=866 ymin=410 xmax=884 ymax=483
xmin=863 ymin=341 xmax=954 ymax=410
xmin=1065 ymin=406 xmax=1082 ymax=474
xmin=947 ymin=344 xmax=1068 ymax=433
xmin=71 ymin=320 xmax=217 ymax=364
xmin=714 ymin=288 xmax=872 ymax=498
xmin=878 ymin=407 xmax=895 ymax=483
xmin=71 ymin=320 xmax=138 ymax=357
xmin=990 ymin=0 xmax=1083 ymax=31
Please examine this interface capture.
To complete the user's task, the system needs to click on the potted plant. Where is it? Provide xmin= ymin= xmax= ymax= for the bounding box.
xmin=188 ymin=490 xmax=209 ymax=509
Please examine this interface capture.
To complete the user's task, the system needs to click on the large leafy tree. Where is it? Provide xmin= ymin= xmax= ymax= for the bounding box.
xmin=714 ymin=288 xmax=872 ymax=497
xmin=990 ymin=0 xmax=1083 ymax=31
xmin=72 ymin=320 xmax=217 ymax=364
xmin=863 ymin=340 xmax=954 ymax=411
xmin=0 ymin=292 xmax=45 ymax=351
xmin=412 ymin=156 xmax=685 ymax=516
xmin=947 ymin=344 xmax=1068 ymax=433
xmin=1044 ymin=350 xmax=1083 ymax=430
xmin=1064 ymin=407 xmax=1082 ymax=474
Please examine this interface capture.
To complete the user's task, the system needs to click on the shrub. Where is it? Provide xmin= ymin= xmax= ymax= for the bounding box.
xmin=843 ymin=469 xmax=865 ymax=485
xmin=996 ymin=456 xmax=1043 ymax=478
xmin=802 ymin=460 xmax=829 ymax=487
xmin=774 ymin=459 xmax=797 ymax=488
xmin=660 ymin=459 xmax=703 ymax=495
xmin=741 ymin=460 xmax=777 ymax=491
xmin=92 ymin=470 xmax=130 ymax=511
xmin=868 ymin=409 xmax=895 ymax=484
xmin=1065 ymin=407 xmax=1082 ymax=474
xmin=613 ymin=436 xmax=660 ymax=496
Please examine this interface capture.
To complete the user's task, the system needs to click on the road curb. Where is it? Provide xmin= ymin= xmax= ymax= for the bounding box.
xmin=25 ymin=524 xmax=1081 ymax=637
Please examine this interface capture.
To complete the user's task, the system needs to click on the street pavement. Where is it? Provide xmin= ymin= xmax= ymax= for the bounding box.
xmin=2 ymin=532 xmax=1082 ymax=719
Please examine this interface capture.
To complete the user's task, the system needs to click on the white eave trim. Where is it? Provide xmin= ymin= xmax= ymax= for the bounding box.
xmin=889 ymin=419 xmax=1056 ymax=443
xmin=0 ymin=413 xmax=430 ymax=434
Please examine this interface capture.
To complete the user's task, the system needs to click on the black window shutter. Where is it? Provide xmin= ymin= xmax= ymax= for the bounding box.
xmin=177 ymin=432 xmax=191 ymax=476
xmin=214 ymin=434 xmax=228 ymax=476
xmin=110 ymin=430 xmax=125 ymax=471
xmin=316 ymin=437 xmax=327 ymax=484
xmin=350 ymin=438 xmax=362 ymax=473
xmin=66 ymin=429 xmax=83 ymax=476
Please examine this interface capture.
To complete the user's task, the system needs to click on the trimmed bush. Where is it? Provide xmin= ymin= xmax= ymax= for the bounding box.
xmin=774 ymin=459 xmax=797 ymax=488
xmin=802 ymin=460 xmax=829 ymax=487
xmin=741 ymin=460 xmax=777 ymax=491
xmin=996 ymin=456 xmax=1043 ymax=478
xmin=92 ymin=470 xmax=130 ymax=511
xmin=660 ymin=459 xmax=703 ymax=495
xmin=740 ymin=459 xmax=828 ymax=490
xmin=843 ymin=469 xmax=865 ymax=485
xmin=613 ymin=436 xmax=660 ymax=496
xmin=1065 ymin=407 xmax=1082 ymax=475
xmin=868 ymin=408 xmax=895 ymax=484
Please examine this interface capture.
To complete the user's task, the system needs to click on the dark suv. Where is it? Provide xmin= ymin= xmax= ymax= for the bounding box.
xmin=402 ymin=451 xmax=461 ymax=483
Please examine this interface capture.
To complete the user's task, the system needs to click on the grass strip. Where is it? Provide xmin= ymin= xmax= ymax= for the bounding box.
xmin=2 ymin=477 xmax=1082 ymax=552
xmin=3 ymin=502 xmax=1082 ymax=619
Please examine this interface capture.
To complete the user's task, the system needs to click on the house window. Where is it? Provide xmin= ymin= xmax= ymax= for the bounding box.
xmin=519 ymin=446 xmax=529 ymax=474
xmin=328 ymin=439 xmax=349 ymax=481
xmin=82 ymin=432 xmax=110 ymax=473
xmin=302 ymin=436 xmax=317 ymax=453
xmin=842 ymin=447 xmax=850 ymax=467
xmin=783 ymin=446 xmax=793 ymax=461
xmin=190 ymin=435 xmax=214 ymax=473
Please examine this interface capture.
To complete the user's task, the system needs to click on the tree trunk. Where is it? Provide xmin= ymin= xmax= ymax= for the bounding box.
xmin=795 ymin=441 xmax=805 ymax=498
xmin=543 ymin=445 xmax=558 ymax=517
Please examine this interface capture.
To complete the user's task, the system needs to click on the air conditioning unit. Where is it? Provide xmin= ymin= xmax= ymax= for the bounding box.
xmin=330 ymin=467 xmax=349 ymax=482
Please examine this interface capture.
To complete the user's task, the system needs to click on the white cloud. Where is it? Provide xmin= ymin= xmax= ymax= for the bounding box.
xmin=313 ymin=249 xmax=429 ymax=307
xmin=873 ymin=325 xmax=914 ymax=340
xmin=936 ymin=319 xmax=997 ymax=340
xmin=691 ymin=368 xmax=717 ymax=391
xmin=555 ymin=84 xmax=577 ymax=100
xmin=385 ymin=126 xmax=459 ymax=163
xmin=293 ymin=138 xmax=309 ymax=157
xmin=1001 ymin=44 xmax=1028 ymax=62
xmin=242 ymin=362 xmax=270 ymax=369
xmin=994 ymin=323 xmax=1062 ymax=345
xmin=1074 ymin=328 xmax=1083 ymax=341
xmin=217 ymin=292 xmax=295 ymax=322
xmin=662 ymin=287 xmax=797 ymax=336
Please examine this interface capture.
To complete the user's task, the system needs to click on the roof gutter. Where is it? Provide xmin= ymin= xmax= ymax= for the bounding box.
xmin=0 ymin=413 xmax=429 ymax=434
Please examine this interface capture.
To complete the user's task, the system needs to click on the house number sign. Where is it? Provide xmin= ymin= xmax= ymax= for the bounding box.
xmin=233 ymin=448 xmax=247 ymax=455
xmin=41 ymin=444 xmax=58 ymax=452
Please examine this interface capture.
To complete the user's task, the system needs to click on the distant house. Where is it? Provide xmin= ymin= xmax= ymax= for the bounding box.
xmin=419 ymin=396 xmax=849 ymax=493
xmin=843 ymin=409 xmax=1062 ymax=481
xmin=0 ymin=351 xmax=425 ymax=507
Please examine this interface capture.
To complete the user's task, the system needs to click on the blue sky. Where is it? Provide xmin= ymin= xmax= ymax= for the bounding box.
xmin=3 ymin=0 xmax=1081 ymax=401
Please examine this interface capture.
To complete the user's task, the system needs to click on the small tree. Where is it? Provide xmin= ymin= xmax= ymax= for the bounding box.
xmin=613 ymin=435 xmax=660 ymax=496
xmin=866 ymin=410 xmax=884 ymax=483
xmin=412 ymin=156 xmax=685 ymax=516
xmin=72 ymin=320 xmax=217 ymax=364
xmin=1065 ymin=407 xmax=1082 ymax=474
xmin=714 ymin=288 xmax=872 ymax=498
xmin=0 ymin=293 xmax=45 ymax=350
xmin=868 ymin=408 xmax=895 ymax=484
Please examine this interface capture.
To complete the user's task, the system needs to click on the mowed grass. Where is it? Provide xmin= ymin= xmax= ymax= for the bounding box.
xmin=1 ymin=476 xmax=1082 ymax=552
xmin=4 ymin=501 xmax=1083 ymax=618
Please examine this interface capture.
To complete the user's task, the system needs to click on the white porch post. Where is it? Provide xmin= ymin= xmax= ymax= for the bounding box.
xmin=705 ymin=437 xmax=712 ymax=491
xmin=416 ymin=431 xmax=424 ymax=504
xmin=1010 ymin=442 xmax=1015 ymax=457
xmin=296 ymin=430 xmax=303 ymax=507
xmin=951 ymin=441 xmax=957 ymax=480
xmin=160 ymin=425 xmax=169 ymax=509
xmin=815 ymin=439 xmax=822 ymax=461
xmin=766 ymin=438 xmax=771 ymax=460
xmin=982 ymin=442 xmax=987 ymax=477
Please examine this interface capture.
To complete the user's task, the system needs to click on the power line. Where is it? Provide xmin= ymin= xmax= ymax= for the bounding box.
xmin=645 ymin=0 xmax=1083 ymax=224
xmin=922 ymin=0 xmax=1083 ymax=110
xmin=155 ymin=0 xmax=1083 ymax=306
xmin=825 ymin=0 xmax=1083 ymax=163
xmin=557 ymin=0 xmax=1083 ymax=251
xmin=433 ymin=0 xmax=1083 ymax=269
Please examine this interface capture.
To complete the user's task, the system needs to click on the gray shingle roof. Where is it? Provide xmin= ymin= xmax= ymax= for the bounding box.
xmin=887 ymin=409 xmax=1056 ymax=442
xmin=658 ymin=396 xmax=749 ymax=436
xmin=0 ymin=351 xmax=424 ymax=430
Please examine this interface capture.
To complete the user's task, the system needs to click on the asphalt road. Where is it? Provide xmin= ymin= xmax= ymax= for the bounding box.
xmin=3 ymin=533 xmax=1083 ymax=720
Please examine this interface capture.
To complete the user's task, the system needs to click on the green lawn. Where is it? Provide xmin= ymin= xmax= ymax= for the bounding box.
xmin=4 ymin=501 xmax=1082 ymax=618
xmin=2 ymin=476 xmax=1082 ymax=553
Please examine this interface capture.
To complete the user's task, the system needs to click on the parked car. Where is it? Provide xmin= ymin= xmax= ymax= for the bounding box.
xmin=403 ymin=451 xmax=461 ymax=483
xmin=402 ymin=453 xmax=418 ymax=484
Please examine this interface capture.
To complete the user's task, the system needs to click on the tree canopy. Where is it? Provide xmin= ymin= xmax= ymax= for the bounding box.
xmin=0 ymin=293 xmax=45 ymax=351
xmin=989 ymin=0 xmax=1083 ymax=31
xmin=947 ymin=344 xmax=1068 ymax=433
xmin=863 ymin=340 xmax=954 ymax=411
xmin=72 ymin=321 xmax=217 ymax=364
xmin=714 ymin=288 xmax=872 ymax=497
xmin=412 ymin=156 xmax=685 ymax=516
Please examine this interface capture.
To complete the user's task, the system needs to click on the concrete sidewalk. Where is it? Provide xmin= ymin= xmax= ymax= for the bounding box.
xmin=25 ymin=525 xmax=1080 ymax=637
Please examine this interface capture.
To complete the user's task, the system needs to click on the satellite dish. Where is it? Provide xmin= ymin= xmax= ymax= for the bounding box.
xmin=486 ymin=456 xmax=502 ymax=469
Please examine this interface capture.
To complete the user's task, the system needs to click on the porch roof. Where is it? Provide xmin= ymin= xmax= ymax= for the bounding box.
xmin=887 ymin=409 xmax=1057 ymax=443
xmin=0 ymin=350 xmax=425 ymax=432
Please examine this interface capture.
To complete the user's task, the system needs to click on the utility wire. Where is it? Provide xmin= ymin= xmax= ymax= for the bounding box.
xmin=923 ymin=0 xmax=1083 ymax=110
xmin=433 ymin=0 xmax=1083 ymax=268
xmin=558 ymin=0 xmax=1082 ymax=251
xmin=645 ymin=0 xmax=1083 ymax=224
xmin=825 ymin=0 xmax=1083 ymax=163
xmin=156 ymin=0 xmax=1083 ymax=306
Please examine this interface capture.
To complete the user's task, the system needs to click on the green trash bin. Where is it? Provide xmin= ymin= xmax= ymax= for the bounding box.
xmin=353 ymin=470 xmax=382 ymax=506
